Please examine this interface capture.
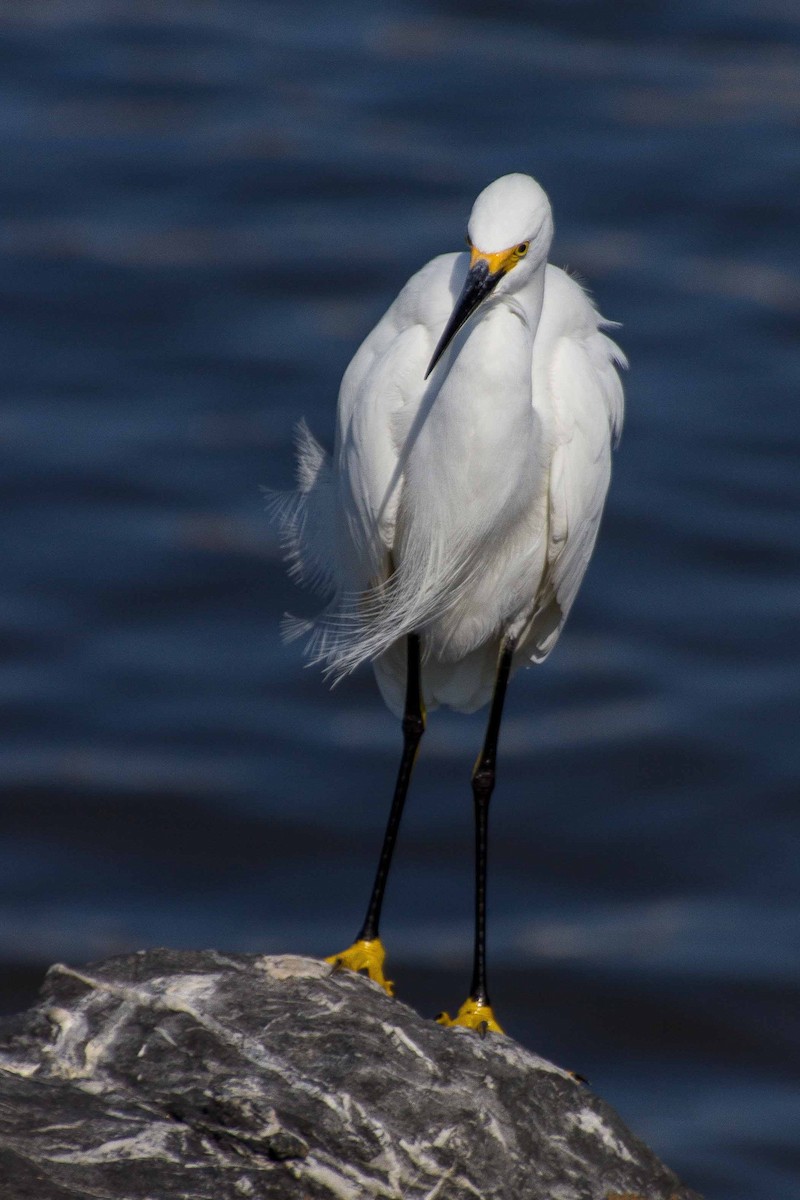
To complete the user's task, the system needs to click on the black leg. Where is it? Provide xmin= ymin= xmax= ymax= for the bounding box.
xmin=438 ymin=633 xmax=516 ymax=1033
xmin=327 ymin=633 xmax=424 ymax=993
xmin=358 ymin=633 xmax=425 ymax=941
xmin=469 ymin=634 xmax=516 ymax=1010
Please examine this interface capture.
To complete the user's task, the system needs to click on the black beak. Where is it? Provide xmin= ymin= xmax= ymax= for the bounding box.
xmin=424 ymin=258 xmax=503 ymax=379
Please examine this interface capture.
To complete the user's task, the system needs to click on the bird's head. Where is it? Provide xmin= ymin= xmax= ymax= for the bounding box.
xmin=425 ymin=173 xmax=554 ymax=379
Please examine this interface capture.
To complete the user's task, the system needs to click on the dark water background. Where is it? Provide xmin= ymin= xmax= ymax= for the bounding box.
xmin=1 ymin=2 xmax=799 ymax=1196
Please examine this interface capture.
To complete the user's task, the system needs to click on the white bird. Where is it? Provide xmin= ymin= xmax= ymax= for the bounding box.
xmin=274 ymin=173 xmax=625 ymax=1033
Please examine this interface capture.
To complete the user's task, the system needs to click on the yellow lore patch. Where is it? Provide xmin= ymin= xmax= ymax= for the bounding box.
xmin=469 ymin=243 xmax=528 ymax=276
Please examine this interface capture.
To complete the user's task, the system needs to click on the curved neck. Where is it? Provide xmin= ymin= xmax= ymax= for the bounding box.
xmin=501 ymin=260 xmax=547 ymax=337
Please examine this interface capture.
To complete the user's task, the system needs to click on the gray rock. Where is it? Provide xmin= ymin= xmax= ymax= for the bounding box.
xmin=0 ymin=949 xmax=701 ymax=1199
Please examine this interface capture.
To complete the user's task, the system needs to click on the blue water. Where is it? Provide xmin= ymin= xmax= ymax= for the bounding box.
xmin=1 ymin=3 xmax=799 ymax=1196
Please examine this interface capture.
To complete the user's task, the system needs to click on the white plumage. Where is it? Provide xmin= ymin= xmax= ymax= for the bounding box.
xmin=275 ymin=173 xmax=625 ymax=717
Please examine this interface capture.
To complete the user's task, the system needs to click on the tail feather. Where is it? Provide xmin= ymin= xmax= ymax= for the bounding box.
xmin=265 ymin=420 xmax=337 ymax=599
xmin=269 ymin=422 xmax=526 ymax=683
xmin=298 ymin=534 xmax=499 ymax=682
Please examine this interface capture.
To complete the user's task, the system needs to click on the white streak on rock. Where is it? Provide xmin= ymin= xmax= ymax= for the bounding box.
xmin=43 ymin=1123 xmax=181 ymax=1165
xmin=431 ymin=1126 xmax=456 ymax=1149
xmin=42 ymin=1005 xmax=93 ymax=1079
xmin=483 ymin=1112 xmax=511 ymax=1151
xmin=291 ymin=1153 xmax=400 ymax=1199
xmin=0 ymin=1058 xmax=38 ymax=1078
xmin=255 ymin=954 xmax=329 ymax=981
xmin=162 ymin=974 xmax=222 ymax=1007
xmin=568 ymin=1108 xmax=637 ymax=1162
xmin=397 ymin=1136 xmax=449 ymax=1179
xmin=380 ymin=1023 xmax=435 ymax=1066
xmin=304 ymin=994 xmax=347 ymax=1017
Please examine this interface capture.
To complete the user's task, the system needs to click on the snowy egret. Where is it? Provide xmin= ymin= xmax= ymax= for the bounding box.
xmin=274 ymin=173 xmax=625 ymax=1033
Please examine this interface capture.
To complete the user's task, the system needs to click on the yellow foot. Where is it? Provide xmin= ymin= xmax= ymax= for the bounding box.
xmin=437 ymin=997 xmax=504 ymax=1035
xmin=325 ymin=938 xmax=395 ymax=996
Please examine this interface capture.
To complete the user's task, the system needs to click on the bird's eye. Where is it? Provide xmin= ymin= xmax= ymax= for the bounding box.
xmin=515 ymin=242 xmax=530 ymax=257
xmin=465 ymin=233 xmax=472 ymax=248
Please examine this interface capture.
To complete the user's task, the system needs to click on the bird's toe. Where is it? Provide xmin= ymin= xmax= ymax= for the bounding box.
xmin=436 ymin=997 xmax=503 ymax=1034
xmin=325 ymin=937 xmax=395 ymax=996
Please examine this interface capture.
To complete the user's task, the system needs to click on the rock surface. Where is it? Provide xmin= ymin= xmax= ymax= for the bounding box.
xmin=0 ymin=949 xmax=701 ymax=1199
